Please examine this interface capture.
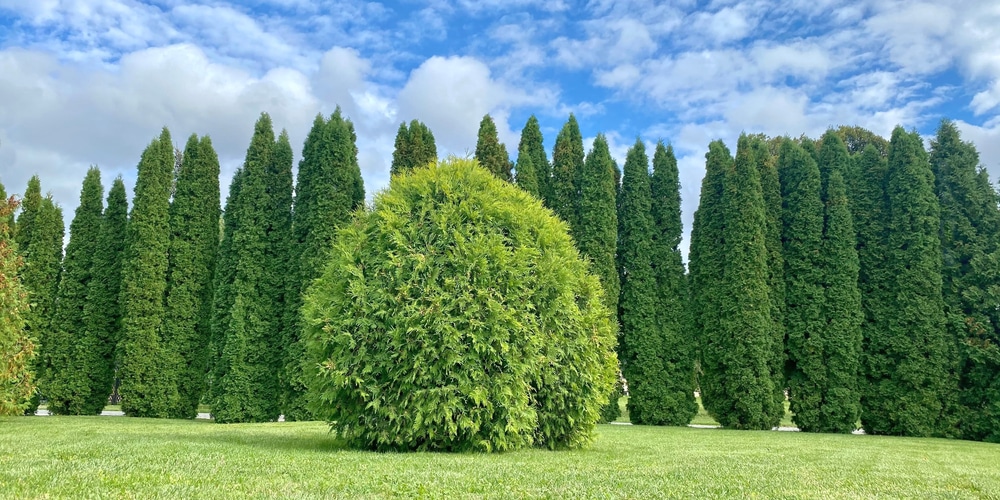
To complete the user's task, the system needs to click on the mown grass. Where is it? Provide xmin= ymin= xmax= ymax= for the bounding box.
xmin=616 ymin=396 xmax=796 ymax=428
xmin=1 ymin=416 xmax=998 ymax=498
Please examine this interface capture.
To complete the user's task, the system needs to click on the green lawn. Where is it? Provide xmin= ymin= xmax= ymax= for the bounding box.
xmin=616 ymin=396 xmax=797 ymax=428
xmin=2 ymin=416 xmax=997 ymax=498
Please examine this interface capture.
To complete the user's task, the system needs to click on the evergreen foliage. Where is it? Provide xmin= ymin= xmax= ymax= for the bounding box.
xmin=930 ymin=120 xmax=1000 ymax=442
xmin=835 ymin=126 xmax=889 ymax=157
xmin=80 ymin=177 xmax=128 ymax=414
xmin=118 ymin=128 xmax=177 ymax=418
xmin=548 ymin=115 xmax=584 ymax=236
xmin=46 ymin=168 xmax=104 ymax=415
xmin=518 ymin=115 xmax=550 ymax=202
xmin=163 ymin=134 xmax=221 ymax=418
xmin=862 ymin=127 xmax=956 ymax=437
xmin=303 ymin=158 xmax=617 ymax=451
xmin=515 ymin=146 xmax=540 ymax=197
xmin=14 ymin=176 xmax=41 ymax=251
xmin=390 ymin=120 xmax=437 ymax=176
xmin=0 ymin=195 xmax=35 ymax=416
xmin=649 ymin=141 xmax=697 ymax=425
xmin=475 ymin=114 xmax=512 ymax=181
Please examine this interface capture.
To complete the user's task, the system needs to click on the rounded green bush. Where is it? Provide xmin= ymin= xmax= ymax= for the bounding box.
xmin=303 ymin=158 xmax=618 ymax=452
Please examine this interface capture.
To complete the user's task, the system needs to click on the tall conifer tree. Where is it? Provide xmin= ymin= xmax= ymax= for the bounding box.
xmin=0 ymin=195 xmax=35 ymax=416
xmin=163 ymin=134 xmax=221 ymax=418
xmin=118 ymin=128 xmax=177 ymax=418
xmin=390 ymin=120 xmax=437 ymax=175
xmin=548 ymin=115 xmax=585 ymax=237
xmin=14 ymin=176 xmax=41 ymax=251
xmin=474 ymin=114 xmax=511 ymax=181
xmin=80 ymin=177 xmax=128 ymax=413
xmin=515 ymin=147 xmax=540 ymax=197
xmin=46 ymin=168 xmax=104 ymax=414
xmin=518 ymin=115 xmax=549 ymax=201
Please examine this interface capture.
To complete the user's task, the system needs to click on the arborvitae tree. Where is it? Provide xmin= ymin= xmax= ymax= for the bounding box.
xmin=515 ymin=146 xmax=540 ymax=197
xmin=118 ymin=128 xmax=177 ymax=418
xmin=930 ymin=120 xmax=1000 ymax=442
xmin=20 ymin=193 xmax=64 ymax=414
xmin=474 ymin=114 xmax=512 ymax=181
xmin=283 ymin=109 xmax=365 ymax=420
xmin=548 ymin=114 xmax=585 ymax=237
xmin=163 ymin=134 xmax=221 ymax=418
xmin=817 ymin=132 xmax=863 ymax=433
xmin=212 ymin=113 xmax=282 ymax=423
xmin=390 ymin=119 xmax=437 ymax=176
xmin=862 ymin=127 xmax=956 ymax=437
xmin=703 ymin=135 xmax=779 ymax=430
xmin=649 ymin=142 xmax=697 ymax=425
xmin=46 ymin=168 xmax=104 ymax=415
xmin=778 ymin=141 xmax=826 ymax=432
xmin=209 ymin=168 xmax=242 ymax=406
xmin=14 ymin=176 xmax=41 ymax=250
xmin=80 ymin=177 xmax=128 ymax=414
xmin=518 ymin=115 xmax=550 ymax=202
xmin=1 ymin=195 xmax=35 ymax=416
xmin=689 ymin=141 xmax=730 ymax=410
xmin=752 ymin=137 xmax=787 ymax=423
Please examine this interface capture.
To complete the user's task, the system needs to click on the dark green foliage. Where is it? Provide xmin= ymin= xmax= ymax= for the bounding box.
xmin=212 ymin=113 xmax=286 ymax=423
xmin=548 ymin=115 xmax=585 ymax=236
xmin=701 ymin=135 xmax=780 ymax=430
xmin=80 ymin=178 xmax=128 ymax=414
xmin=390 ymin=120 xmax=437 ymax=176
xmin=14 ymin=176 xmax=41 ymax=251
xmin=163 ymin=135 xmax=221 ymax=418
xmin=303 ymin=158 xmax=617 ymax=451
xmin=475 ymin=114 xmax=512 ymax=181
xmin=118 ymin=128 xmax=177 ymax=418
xmin=649 ymin=142 xmax=697 ymax=425
xmin=778 ymin=141 xmax=826 ymax=432
xmin=518 ymin=116 xmax=550 ymax=202
xmin=46 ymin=168 xmax=104 ymax=415
xmin=835 ymin=126 xmax=889 ymax=157
xmin=282 ymin=110 xmax=365 ymax=421
xmin=930 ymin=120 xmax=1000 ymax=442
xmin=818 ymin=132 xmax=863 ymax=433
xmin=1 ymin=195 xmax=35 ymax=416
xmin=515 ymin=146 xmax=540 ymax=197
xmin=861 ymin=127 xmax=956 ymax=437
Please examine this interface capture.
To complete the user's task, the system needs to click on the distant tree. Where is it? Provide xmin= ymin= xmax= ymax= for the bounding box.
xmin=80 ymin=177 xmax=128 ymax=414
xmin=390 ymin=120 xmax=437 ymax=175
xmin=14 ymin=176 xmax=41 ymax=251
xmin=118 ymin=128 xmax=178 ymax=418
xmin=548 ymin=115 xmax=585 ymax=237
xmin=835 ymin=125 xmax=889 ymax=157
xmin=515 ymin=146 xmax=540 ymax=198
xmin=163 ymin=134 xmax=221 ymax=419
xmin=517 ymin=115 xmax=550 ymax=201
xmin=649 ymin=142 xmax=697 ymax=425
xmin=0 ymin=195 xmax=35 ymax=416
xmin=475 ymin=114 xmax=512 ymax=181
xmin=46 ymin=168 xmax=105 ymax=415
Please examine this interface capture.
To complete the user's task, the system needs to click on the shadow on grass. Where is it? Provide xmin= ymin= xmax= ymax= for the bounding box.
xmin=194 ymin=427 xmax=350 ymax=454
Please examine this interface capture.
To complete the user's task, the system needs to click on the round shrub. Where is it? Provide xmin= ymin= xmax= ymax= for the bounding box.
xmin=303 ymin=158 xmax=618 ymax=452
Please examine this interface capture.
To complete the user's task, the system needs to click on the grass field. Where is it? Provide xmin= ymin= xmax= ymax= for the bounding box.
xmin=2 ymin=416 xmax=998 ymax=498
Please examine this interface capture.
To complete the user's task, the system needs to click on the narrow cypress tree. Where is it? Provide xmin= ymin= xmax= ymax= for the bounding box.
xmin=515 ymin=146 xmax=539 ymax=197
xmin=818 ymin=132 xmax=863 ymax=433
xmin=548 ymin=115 xmax=585 ymax=237
xmin=14 ymin=176 xmax=41 ymax=251
xmin=778 ymin=141 xmax=826 ymax=432
xmin=283 ymin=109 xmax=365 ymax=420
xmin=474 ymin=114 xmax=512 ymax=181
xmin=862 ymin=127 xmax=955 ymax=437
xmin=930 ymin=120 xmax=1000 ymax=442
xmin=0 ymin=195 xmax=35 ymax=416
xmin=703 ymin=135 xmax=779 ymax=429
xmin=649 ymin=142 xmax=697 ymax=425
xmin=119 ymin=127 xmax=177 ymax=418
xmin=391 ymin=122 xmax=411 ymax=176
xmin=46 ymin=168 xmax=105 ymax=415
xmin=390 ymin=120 xmax=437 ymax=175
xmin=209 ymin=169 xmax=242 ymax=407
xmin=518 ymin=115 xmax=550 ymax=202
xmin=163 ymin=134 xmax=221 ymax=418
xmin=80 ymin=177 xmax=128 ymax=414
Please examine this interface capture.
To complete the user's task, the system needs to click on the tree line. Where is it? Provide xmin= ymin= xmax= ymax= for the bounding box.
xmin=1 ymin=111 xmax=997 ymax=443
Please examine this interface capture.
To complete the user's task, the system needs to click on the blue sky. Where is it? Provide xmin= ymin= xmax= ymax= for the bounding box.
xmin=2 ymin=0 xmax=1000 ymax=255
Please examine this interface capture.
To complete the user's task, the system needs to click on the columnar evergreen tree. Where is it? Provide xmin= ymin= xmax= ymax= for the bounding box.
xmin=0 ymin=195 xmax=35 ymax=416
xmin=163 ymin=134 xmax=221 ymax=418
xmin=702 ymin=135 xmax=780 ymax=429
xmin=515 ymin=146 xmax=539 ymax=197
xmin=548 ymin=114 xmax=585 ymax=237
xmin=649 ymin=142 xmax=697 ymax=425
xmin=474 ymin=114 xmax=512 ymax=181
xmin=46 ymin=168 xmax=104 ymax=415
xmin=282 ymin=109 xmax=365 ymax=420
xmin=517 ymin=115 xmax=550 ymax=201
xmin=817 ymin=132 xmax=863 ymax=433
xmin=212 ymin=113 xmax=283 ymax=423
xmin=688 ymin=141 xmax=730 ymax=407
xmin=80 ymin=177 xmax=128 ymax=413
xmin=778 ymin=141 xmax=826 ymax=431
xmin=862 ymin=126 xmax=956 ymax=437
xmin=118 ymin=128 xmax=177 ymax=418
xmin=390 ymin=119 xmax=437 ymax=175
xmin=930 ymin=120 xmax=1000 ymax=442
xmin=20 ymin=189 xmax=64 ymax=414
xmin=14 ymin=176 xmax=41 ymax=250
